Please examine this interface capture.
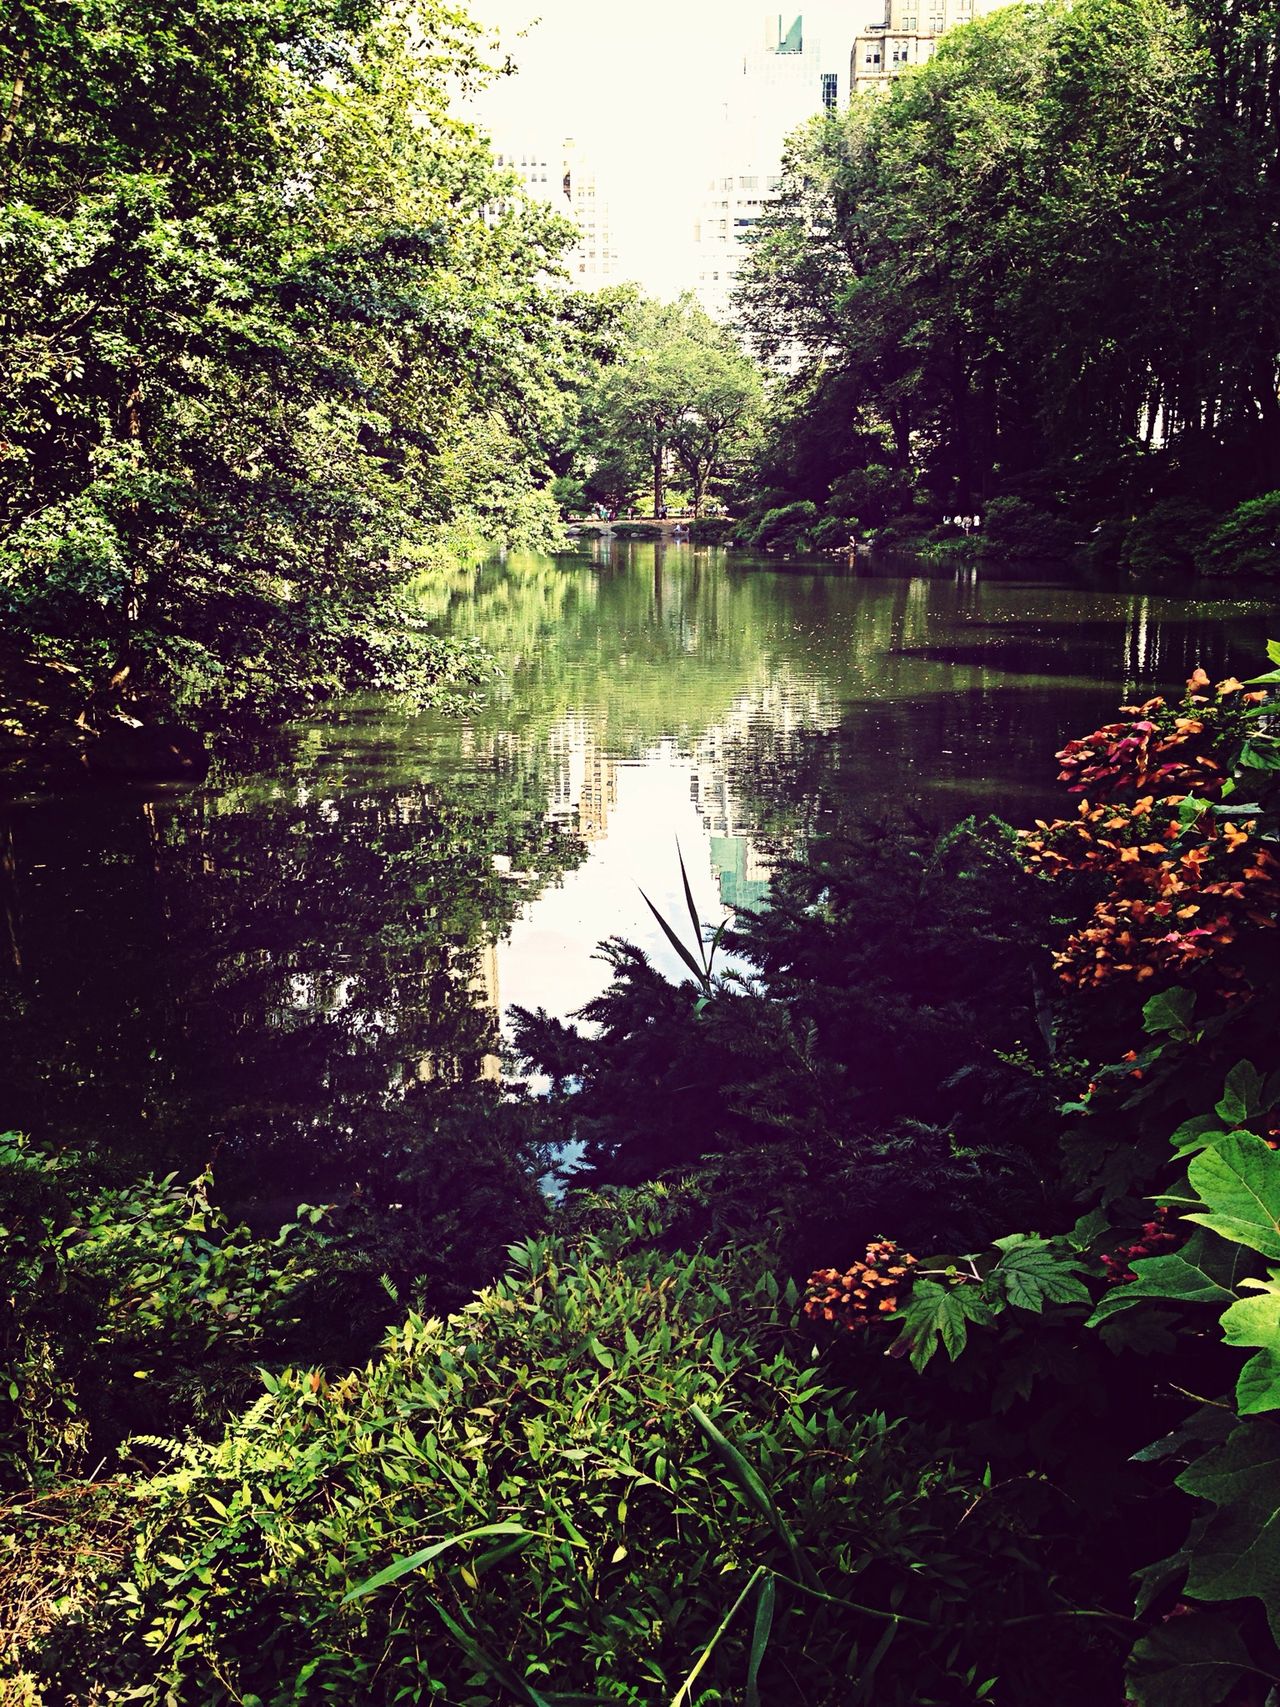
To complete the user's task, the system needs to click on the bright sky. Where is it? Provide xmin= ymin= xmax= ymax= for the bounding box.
xmin=465 ymin=1 xmax=869 ymax=296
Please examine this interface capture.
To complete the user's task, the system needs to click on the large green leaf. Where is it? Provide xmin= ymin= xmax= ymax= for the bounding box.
xmin=1177 ymin=1419 xmax=1280 ymax=1643
xmin=1088 ymin=1232 xmax=1242 ymax=1324
xmin=1216 ymin=1062 xmax=1265 ymax=1128
xmin=892 ymin=1279 xmax=995 ymax=1371
xmin=990 ymin=1234 xmax=1090 ymax=1312
xmin=1126 ymin=1611 xmax=1253 ymax=1707
xmin=1221 ymin=1281 xmax=1280 ymax=1414
xmin=1143 ymin=987 xmax=1195 ymax=1037
xmin=1185 ymin=1134 xmax=1280 ymax=1259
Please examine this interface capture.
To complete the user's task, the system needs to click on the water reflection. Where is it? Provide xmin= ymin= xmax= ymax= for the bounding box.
xmin=0 ymin=544 xmax=1270 ymax=1197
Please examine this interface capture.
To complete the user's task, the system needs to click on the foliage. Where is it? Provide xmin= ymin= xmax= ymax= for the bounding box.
xmin=0 ymin=0 xmax=579 ymax=742
xmin=1203 ymin=492 xmax=1280 ymax=582
xmin=554 ymin=292 xmax=762 ymax=520
xmin=17 ymin=1203 xmax=1113 ymax=1703
xmin=516 ymin=814 xmax=1060 ymax=1266
xmin=734 ymin=0 xmax=1280 ymax=550
xmin=0 ymin=1134 xmax=329 ymax=1487
xmin=804 ymin=646 xmax=1280 ymax=1701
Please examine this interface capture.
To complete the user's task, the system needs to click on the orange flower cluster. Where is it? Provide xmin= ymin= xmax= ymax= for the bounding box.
xmin=1019 ymin=672 xmax=1279 ymax=992
xmin=804 ymin=1240 xmax=919 ymax=1334
xmin=1021 ymin=797 xmax=1280 ymax=991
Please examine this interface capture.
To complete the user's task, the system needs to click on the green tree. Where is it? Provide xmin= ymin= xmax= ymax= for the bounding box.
xmin=0 ymin=0 xmax=579 ymax=741
xmin=562 ymin=293 xmax=761 ymax=517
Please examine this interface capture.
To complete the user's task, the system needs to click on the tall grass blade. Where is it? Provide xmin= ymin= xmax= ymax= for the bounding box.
xmin=689 ymin=1404 xmax=819 ymax=1588
xmin=640 ymin=888 xmax=710 ymax=989
xmin=341 ymin=1521 xmax=533 ymax=1602
xmin=675 ymin=841 xmax=707 ymax=975
xmin=669 ymin=1565 xmax=765 ymax=1706
xmin=425 ymin=1596 xmax=557 ymax=1707
xmin=745 ymin=1573 xmax=776 ymax=1707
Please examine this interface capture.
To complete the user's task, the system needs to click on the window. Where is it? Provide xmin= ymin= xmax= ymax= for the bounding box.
xmin=740 ymin=175 xmax=758 ymax=189
xmin=821 ymin=71 xmax=838 ymax=110
xmin=903 ymin=15 xmax=917 ymax=29
xmin=720 ymin=176 xmax=733 ymax=190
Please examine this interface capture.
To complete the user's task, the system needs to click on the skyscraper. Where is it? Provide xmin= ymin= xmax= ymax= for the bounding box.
xmin=693 ymin=15 xmax=845 ymax=323
xmin=491 ymin=136 xmax=619 ymax=289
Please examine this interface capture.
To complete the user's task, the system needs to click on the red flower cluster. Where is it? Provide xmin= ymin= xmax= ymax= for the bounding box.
xmin=1019 ymin=672 xmax=1279 ymax=993
xmin=1101 ymin=1209 xmax=1180 ymax=1284
xmin=804 ymin=1240 xmax=919 ymax=1334
xmin=1053 ymin=671 xmax=1262 ymax=801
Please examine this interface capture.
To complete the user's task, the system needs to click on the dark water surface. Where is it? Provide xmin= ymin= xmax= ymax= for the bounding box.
xmin=1 ymin=544 xmax=1272 ymax=1201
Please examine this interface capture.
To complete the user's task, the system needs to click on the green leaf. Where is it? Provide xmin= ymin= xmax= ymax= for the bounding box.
xmin=1143 ymin=987 xmax=1195 ymax=1036
xmin=1169 ymin=1116 xmax=1228 ymax=1159
xmin=1088 ymin=1231 xmax=1245 ymax=1324
xmin=990 ymin=1235 xmax=1091 ymax=1313
xmin=892 ymin=1279 xmax=995 ymax=1371
xmin=1126 ymin=1610 xmax=1253 ymax=1707
xmin=1217 ymin=1062 xmax=1265 ymax=1127
xmin=341 ymin=1523 xmax=535 ymax=1603
xmin=1238 ymin=739 xmax=1280 ymax=770
xmin=688 ymin=1405 xmax=816 ymax=1588
xmin=1221 ymin=1283 xmax=1280 ymax=1414
xmin=1185 ymin=1134 xmax=1280 ymax=1259
xmin=1177 ymin=1419 xmax=1280 ymax=1644
xmin=1097 ymin=1308 xmax=1179 ymax=1357
xmin=744 ymin=1573 xmax=775 ymax=1707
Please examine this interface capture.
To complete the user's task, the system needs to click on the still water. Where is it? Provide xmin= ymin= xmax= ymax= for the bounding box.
xmin=0 ymin=543 xmax=1271 ymax=1202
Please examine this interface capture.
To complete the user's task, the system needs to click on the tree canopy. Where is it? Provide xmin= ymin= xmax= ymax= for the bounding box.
xmin=735 ymin=0 xmax=1280 ymax=547
xmin=0 ymin=0 xmax=580 ymax=741
xmin=556 ymin=292 xmax=762 ymax=517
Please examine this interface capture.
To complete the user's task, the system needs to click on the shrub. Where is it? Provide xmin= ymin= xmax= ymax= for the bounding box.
xmin=687 ymin=517 xmax=734 ymax=544
xmin=748 ymin=500 xmax=819 ymax=553
xmin=809 ymin=513 xmax=859 ymax=552
xmin=1201 ymin=490 xmax=1280 ymax=579
xmin=45 ymin=1204 xmax=1103 ymax=1704
xmin=1119 ymin=497 xmax=1216 ymax=578
xmin=0 ymin=1137 xmax=329 ymax=1486
xmin=981 ymin=496 xmax=1074 ymax=561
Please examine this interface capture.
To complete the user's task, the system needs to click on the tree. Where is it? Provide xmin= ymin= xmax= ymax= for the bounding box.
xmin=559 ymin=293 xmax=761 ymax=517
xmin=734 ymin=0 xmax=1280 ymax=537
xmin=0 ymin=0 xmax=580 ymax=742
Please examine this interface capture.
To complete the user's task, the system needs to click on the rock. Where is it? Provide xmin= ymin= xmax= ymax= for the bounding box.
xmin=85 ymin=716 xmax=209 ymax=780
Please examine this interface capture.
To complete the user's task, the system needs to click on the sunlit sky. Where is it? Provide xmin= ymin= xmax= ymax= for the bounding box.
xmin=465 ymin=1 xmax=873 ymax=295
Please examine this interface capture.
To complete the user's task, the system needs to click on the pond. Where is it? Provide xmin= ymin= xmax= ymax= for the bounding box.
xmin=0 ymin=543 xmax=1272 ymax=1207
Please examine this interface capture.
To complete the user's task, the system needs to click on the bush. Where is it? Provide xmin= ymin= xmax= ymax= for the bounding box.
xmin=611 ymin=521 xmax=663 ymax=540
xmin=1201 ymin=490 xmax=1280 ymax=579
xmin=0 ymin=1137 xmax=329 ymax=1486
xmin=1119 ymin=497 xmax=1216 ymax=578
xmin=809 ymin=514 xmax=859 ymax=552
xmin=687 ymin=517 xmax=734 ymax=544
xmin=748 ymin=501 xmax=820 ymax=553
xmin=981 ymin=496 xmax=1074 ymax=561
xmin=42 ymin=1204 xmax=1101 ymax=1704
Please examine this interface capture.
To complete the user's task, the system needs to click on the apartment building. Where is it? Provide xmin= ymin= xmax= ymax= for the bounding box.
xmin=492 ymin=137 xmax=619 ymax=288
xmin=851 ymin=0 xmax=999 ymax=93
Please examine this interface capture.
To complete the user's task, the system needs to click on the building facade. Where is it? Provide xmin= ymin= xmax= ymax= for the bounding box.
xmin=850 ymin=0 xmax=1000 ymax=94
xmin=693 ymin=14 xmax=845 ymax=323
xmin=492 ymin=137 xmax=619 ymax=289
